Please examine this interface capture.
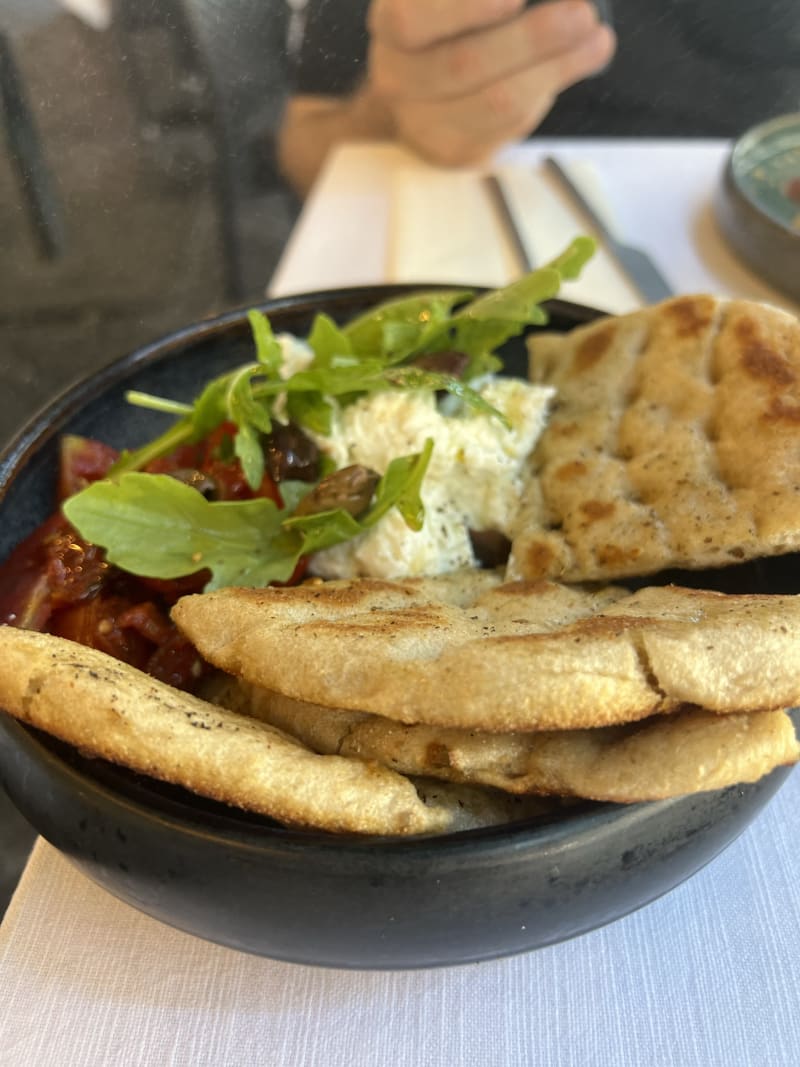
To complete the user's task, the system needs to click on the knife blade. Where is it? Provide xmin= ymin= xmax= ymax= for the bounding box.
xmin=544 ymin=156 xmax=673 ymax=303
xmin=482 ymin=173 xmax=535 ymax=273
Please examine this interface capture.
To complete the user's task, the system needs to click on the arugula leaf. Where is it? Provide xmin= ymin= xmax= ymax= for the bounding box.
xmin=225 ymin=364 xmax=273 ymax=436
xmin=65 ymin=443 xmax=434 ymax=591
xmin=405 ymin=237 xmax=597 ymax=378
xmin=544 ymin=235 xmax=597 ymax=280
xmin=453 ymin=268 xmax=562 ymax=327
xmin=271 ymin=358 xmax=388 ymax=398
xmin=342 ymin=290 xmax=473 ymax=361
xmin=281 ymin=508 xmax=363 ymax=556
xmin=363 ymin=437 xmax=433 ymax=530
xmin=307 ymin=313 xmax=354 ymax=366
xmin=109 ymin=418 xmax=196 ymax=477
xmin=286 ymin=389 xmax=334 ymax=436
xmin=111 ymin=366 xmax=256 ymax=477
xmin=383 ymin=368 xmax=508 ymax=426
xmin=247 ymin=310 xmax=283 ymax=374
xmin=63 ymin=473 xmax=303 ymax=590
xmin=224 ymin=363 xmax=275 ymax=487
xmin=232 ymin=421 xmax=266 ymax=490
xmin=454 ymin=237 xmax=596 ymax=326
xmin=188 ymin=373 xmax=235 ymax=439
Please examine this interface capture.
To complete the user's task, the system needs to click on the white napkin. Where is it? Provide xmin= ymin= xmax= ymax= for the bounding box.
xmin=3 ymin=773 xmax=800 ymax=1067
xmin=389 ymin=159 xmax=643 ymax=314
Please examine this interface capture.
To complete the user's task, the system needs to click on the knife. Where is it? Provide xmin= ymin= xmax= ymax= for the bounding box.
xmin=544 ymin=156 xmax=673 ymax=303
xmin=483 ymin=173 xmax=535 ymax=273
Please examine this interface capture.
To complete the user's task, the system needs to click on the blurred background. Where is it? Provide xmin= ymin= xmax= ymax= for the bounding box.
xmin=0 ymin=0 xmax=300 ymax=914
xmin=1 ymin=0 xmax=298 ymax=438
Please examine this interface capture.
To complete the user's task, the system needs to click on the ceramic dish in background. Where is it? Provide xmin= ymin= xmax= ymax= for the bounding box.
xmin=0 ymin=286 xmax=795 ymax=970
xmin=715 ymin=112 xmax=800 ymax=303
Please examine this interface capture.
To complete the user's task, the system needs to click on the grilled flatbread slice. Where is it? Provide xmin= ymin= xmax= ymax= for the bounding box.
xmin=0 ymin=627 xmax=550 ymax=836
xmin=217 ymin=681 xmax=799 ymax=803
xmin=508 ymin=295 xmax=800 ymax=582
xmin=173 ymin=573 xmax=800 ymax=731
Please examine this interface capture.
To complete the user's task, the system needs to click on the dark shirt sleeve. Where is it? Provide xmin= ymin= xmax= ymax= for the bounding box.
xmin=537 ymin=1 xmax=800 ymax=138
xmin=291 ymin=0 xmax=370 ymax=96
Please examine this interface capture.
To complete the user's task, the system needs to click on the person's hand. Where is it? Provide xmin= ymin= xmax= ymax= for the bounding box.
xmin=364 ymin=0 xmax=615 ymax=166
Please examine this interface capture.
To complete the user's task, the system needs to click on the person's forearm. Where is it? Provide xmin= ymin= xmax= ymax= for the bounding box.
xmin=277 ymin=86 xmax=395 ymax=198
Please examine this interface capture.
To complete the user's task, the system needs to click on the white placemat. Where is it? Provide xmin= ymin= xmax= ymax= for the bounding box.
xmin=270 ymin=140 xmax=797 ymax=318
xmin=389 ymin=160 xmax=643 ymax=313
xmin=2 ymin=767 xmax=799 ymax=1066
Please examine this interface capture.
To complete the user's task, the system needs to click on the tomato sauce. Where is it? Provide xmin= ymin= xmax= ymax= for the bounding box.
xmin=0 ymin=426 xmax=298 ymax=692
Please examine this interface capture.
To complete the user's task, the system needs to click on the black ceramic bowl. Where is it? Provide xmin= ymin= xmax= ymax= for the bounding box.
xmin=0 ymin=287 xmax=793 ymax=970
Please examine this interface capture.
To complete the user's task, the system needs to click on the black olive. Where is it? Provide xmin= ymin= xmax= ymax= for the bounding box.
xmin=410 ymin=350 xmax=470 ymax=378
xmin=294 ymin=465 xmax=380 ymax=519
xmin=264 ymin=421 xmax=320 ymax=483
xmin=167 ymin=468 xmax=219 ymax=499
xmin=469 ymin=529 xmax=511 ymax=568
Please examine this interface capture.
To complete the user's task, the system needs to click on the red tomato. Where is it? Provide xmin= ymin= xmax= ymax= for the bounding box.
xmin=145 ymin=629 xmax=209 ymax=690
xmin=0 ymin=426 xmax=305 ymax=692
xmin=146 ymin=421 xmax=283 ymax=504
xmin=58 ymin=435 xmax=119 ymax=500
xmin=0 ymin=514 xmax=108 ymax=629
xmin=50 ymin=593 xmax=155 ymax=670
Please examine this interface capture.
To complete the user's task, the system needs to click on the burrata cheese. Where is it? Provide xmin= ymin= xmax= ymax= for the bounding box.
xmin=308 ymin=377 xmax=554 ymax=579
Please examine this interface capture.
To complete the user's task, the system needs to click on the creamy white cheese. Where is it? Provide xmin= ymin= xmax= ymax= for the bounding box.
xmin=276 ymin=333 xmax=314 ymax=378
xmin=308 ymin=378 xmax=554 ymax=579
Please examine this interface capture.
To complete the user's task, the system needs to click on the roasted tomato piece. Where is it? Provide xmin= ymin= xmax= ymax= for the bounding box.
xmin=147 ymin=421 xmax=282 ymax=504
xmin=50 ymin=593 xmax=155 ymax=670
xmin=1 ymin=419 xmax=305 ymax=692
xmin=146 ymin=441 xmax=206 ymax=475
xmin=205 ymin=459 xmax=283 ymax=503
xmin=145 ymin=629 xmax=209 ymax=691
xmin=45 ymin=527 xmax=110 ymax=607
xmin=0 ymin=567 xmax=53 ymax=630
xmin=138 ymin=571 xmax=210 ymax=600
xmin=115 ymin=600 xmax=175 ymax=646
xmin=117 ymin=601 xmax=209 ymax=691
xmin=0 ymin=513 xmax=64 ymax=628
xmin=276 ymin=554 xmax=310 ymax=587
xmin=0 ymin=513 xmax=109 ymax=629
xmin=58 ymin=434 xmax=119 ymax=500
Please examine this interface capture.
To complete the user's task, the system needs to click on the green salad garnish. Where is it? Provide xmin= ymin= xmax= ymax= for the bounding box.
xmin=63 ymin=238 xmax=595 ymax=590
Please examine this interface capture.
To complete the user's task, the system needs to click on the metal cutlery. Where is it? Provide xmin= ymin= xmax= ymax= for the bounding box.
xmin=482 ymin=173 xmax=535 ymax=273
xmin=544 ymin=155 xmax=674 ymax=303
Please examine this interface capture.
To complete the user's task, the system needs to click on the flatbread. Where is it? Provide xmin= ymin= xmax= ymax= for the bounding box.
xmin=0 ymin=626 xmax=550 ymax=836
xmin=172 ymin=572 xmax=800 ymax=731
xmin=216 ymin=681 xmax=799 ymax=803
xmin=508 ymin=295 xmax=800 ymax=582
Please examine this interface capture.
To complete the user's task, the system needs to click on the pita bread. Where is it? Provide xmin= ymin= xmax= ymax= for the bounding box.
xmin=172 ymin=573 xmax=800 ymax=731
xmin=218 ymin=681 xmax=798 ymax=803
xmin=0 ymin=626 xmax=551 ymax=836
xmin=508 ymin=295 xmax=800 ymax=583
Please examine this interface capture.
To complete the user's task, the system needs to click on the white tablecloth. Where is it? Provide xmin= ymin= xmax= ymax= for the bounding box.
xmin=269 ymin=138 xmax=796 ymax=315
xmin=3 ymin=779 xmax=799 ymax=1067
xmin=2 ymin=138 xmax=799 ymax=1066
